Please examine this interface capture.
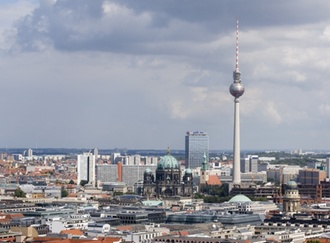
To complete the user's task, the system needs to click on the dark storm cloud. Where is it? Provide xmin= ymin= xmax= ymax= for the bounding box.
xmin=12 ymin=0 xmax=330 ymax=54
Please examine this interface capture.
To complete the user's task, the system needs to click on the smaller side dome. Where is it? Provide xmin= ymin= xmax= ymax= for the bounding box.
xmin=185 ymin=168 xmax=192 ymax=174
xmin=144 ymin=168 xmax=152 ymax=174
xmin=287 ymin=180 xmax=297 ymax=189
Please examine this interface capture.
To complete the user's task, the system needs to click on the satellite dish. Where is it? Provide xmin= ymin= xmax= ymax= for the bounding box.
xmin=102 ymin=224 xmax=111 ymax=233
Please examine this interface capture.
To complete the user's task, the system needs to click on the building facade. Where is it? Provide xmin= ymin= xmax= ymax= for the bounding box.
xmin=185 ymin=131 xmax=209 ymax=169
xmin=241 ymin=155 xmax=258 ymax=173
xmin=298 ymin=168 xmax=326 ymax=185
xmin=96 ymin=164 xmax=157 ymax=187
xmin=77 ymin=153 xmax=96 ymax=186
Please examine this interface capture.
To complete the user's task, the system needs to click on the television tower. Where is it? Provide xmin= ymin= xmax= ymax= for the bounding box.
xmin=229 ymin=18 xmax=245 ymax=185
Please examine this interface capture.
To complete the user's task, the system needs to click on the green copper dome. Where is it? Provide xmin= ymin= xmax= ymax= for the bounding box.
xmin=228 ymin=194 xmax=251 ymax=203
xmin=287 ymin=180 xmax=297 ymax=189
xmin=157 ymin=154 xmax=179 ymax=170
xmin=185 ymin=168 xmax=192 ymax=174
xmin=144 ymin=168 xmax=152 ymax=174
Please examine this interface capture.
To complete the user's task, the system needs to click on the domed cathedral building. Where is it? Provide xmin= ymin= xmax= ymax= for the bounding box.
xmin=282 ymin=180 xmax=300 ymax=215
xmin=143 ymin=149 xmax=193 ymax=198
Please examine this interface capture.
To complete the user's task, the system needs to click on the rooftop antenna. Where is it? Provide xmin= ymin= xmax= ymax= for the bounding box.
xmin=235 ymin=17 xmax=239 ymax=72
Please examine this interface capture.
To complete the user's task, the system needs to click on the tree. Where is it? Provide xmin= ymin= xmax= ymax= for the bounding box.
xmin=61 ymin=188 xmax=68 ymax=198
xmin=200 ymin=184 xmax=229 ymax=197
xmin=68 ymin=179 xmax=75 ymax=185
xmin=113 ymin=191 xmax=123 ymax=197
xmin=14 ymin=188 xmax=26 ymax=198
xmin=306 ymin=240 xmax=320 ymax=243
xmin=80 ymin=180 xmax=88 ymax=187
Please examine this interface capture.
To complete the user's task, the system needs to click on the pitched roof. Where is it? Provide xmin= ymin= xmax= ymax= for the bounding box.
xmin=207 ymin=175 xmax=222 ymax=185
xmin=115 ymin=225 xmax=132 ymax=231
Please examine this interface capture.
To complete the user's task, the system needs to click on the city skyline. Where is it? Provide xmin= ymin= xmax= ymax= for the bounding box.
xmin=1 ymin=1 xmax=330 ymax=150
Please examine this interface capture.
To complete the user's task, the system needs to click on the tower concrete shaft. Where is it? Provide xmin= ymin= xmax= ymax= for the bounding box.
xmin=233 ymin=98 xmax=241 ymax=184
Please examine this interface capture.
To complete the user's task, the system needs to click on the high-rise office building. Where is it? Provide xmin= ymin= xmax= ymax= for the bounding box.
xmin=27 ymin=149 xmax=33 ymax=157
xmin=240 ymin=155 xmax=258 ymax=173
xmin=93 ymin=148 xmax=98 ymax=160
xmin=185 ymin=131 xmax=209 ymax=169
xmin=249 ymin=155 xmax=258 ymax=173
xmin=240 ymin=157 xmax=250 ymax=173
xmin=326 ymin=157 xmax=330 ymax=178
xmin=77 ymin=153 xmax=96 ymax=186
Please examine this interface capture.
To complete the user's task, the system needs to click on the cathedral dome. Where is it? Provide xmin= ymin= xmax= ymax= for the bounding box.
xmin=157 ymin=154 xmax=179 ymax=170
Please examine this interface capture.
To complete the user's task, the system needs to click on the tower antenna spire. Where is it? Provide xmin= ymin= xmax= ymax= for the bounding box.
xmin=235 ymin=17 xmax=239 ymax=72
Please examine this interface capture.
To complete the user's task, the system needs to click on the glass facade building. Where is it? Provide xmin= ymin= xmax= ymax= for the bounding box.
xmin=185 ymin=131 xmax=209 ymax=169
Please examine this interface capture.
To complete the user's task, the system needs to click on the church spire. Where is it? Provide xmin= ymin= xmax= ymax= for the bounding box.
xmin=201 ymin=152 xmax=208 ymax=171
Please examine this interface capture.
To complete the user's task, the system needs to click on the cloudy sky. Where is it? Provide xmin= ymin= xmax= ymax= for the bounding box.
xmin=1 ymin=0 xmax=330 ymax=151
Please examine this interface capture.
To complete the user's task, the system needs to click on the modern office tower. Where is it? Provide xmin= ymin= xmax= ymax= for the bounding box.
xmin=77 ymin=153 xmax=96 ymax=186
xmin=326 ymin=158 xmax=330 ymax=178
xmin=307 ymin=161 xmax=323 ymax=170
xmin=240 ymin=155 xmax=258 ymax=173
xmin=27 ymin=149 xmax=33 ymax=157
xmin=298 ymin=168 xmax=326 ymax=185
xmin=185 ymin=131 xmax=209 ymax=169
xmin=93 ymin=148 xmax=98 ymax=159
xmin=229 ymin=18 xmax=245 ymax=185
xmin=250 ymin=155 xmax=258 ymax=173
xmin=111 ymin=153 xmax=121 ymax=164
xmin=240 ymin=157 xmax=250 ymax=173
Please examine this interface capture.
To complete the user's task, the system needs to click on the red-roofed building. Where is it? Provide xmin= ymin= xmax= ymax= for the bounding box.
xmin=29 ymin=236 xmax=122 ymax=243
xmin=60 ymin=229 xmax=84 ymax=235
xmin=207 ymin=175 xmax=222 ymax=186
xmin=115 ymin=225 xmax=132 ymax=231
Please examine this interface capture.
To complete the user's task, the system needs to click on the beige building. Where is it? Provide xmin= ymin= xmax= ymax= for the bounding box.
xmin=283 ymin=181 xmax=300 ymax=215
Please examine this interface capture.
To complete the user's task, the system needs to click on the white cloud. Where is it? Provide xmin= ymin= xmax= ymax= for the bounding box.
xmin=263 ymin=102 xmax=282 ymax=125
xmin=319 ymin=104 xmax=330 ymax=116
xmin=1 ymin=0 xmax=330 ymax=149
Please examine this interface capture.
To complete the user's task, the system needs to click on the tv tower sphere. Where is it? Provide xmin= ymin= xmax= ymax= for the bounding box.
xmin=230 ymin=79 xmax=244 ymax=98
